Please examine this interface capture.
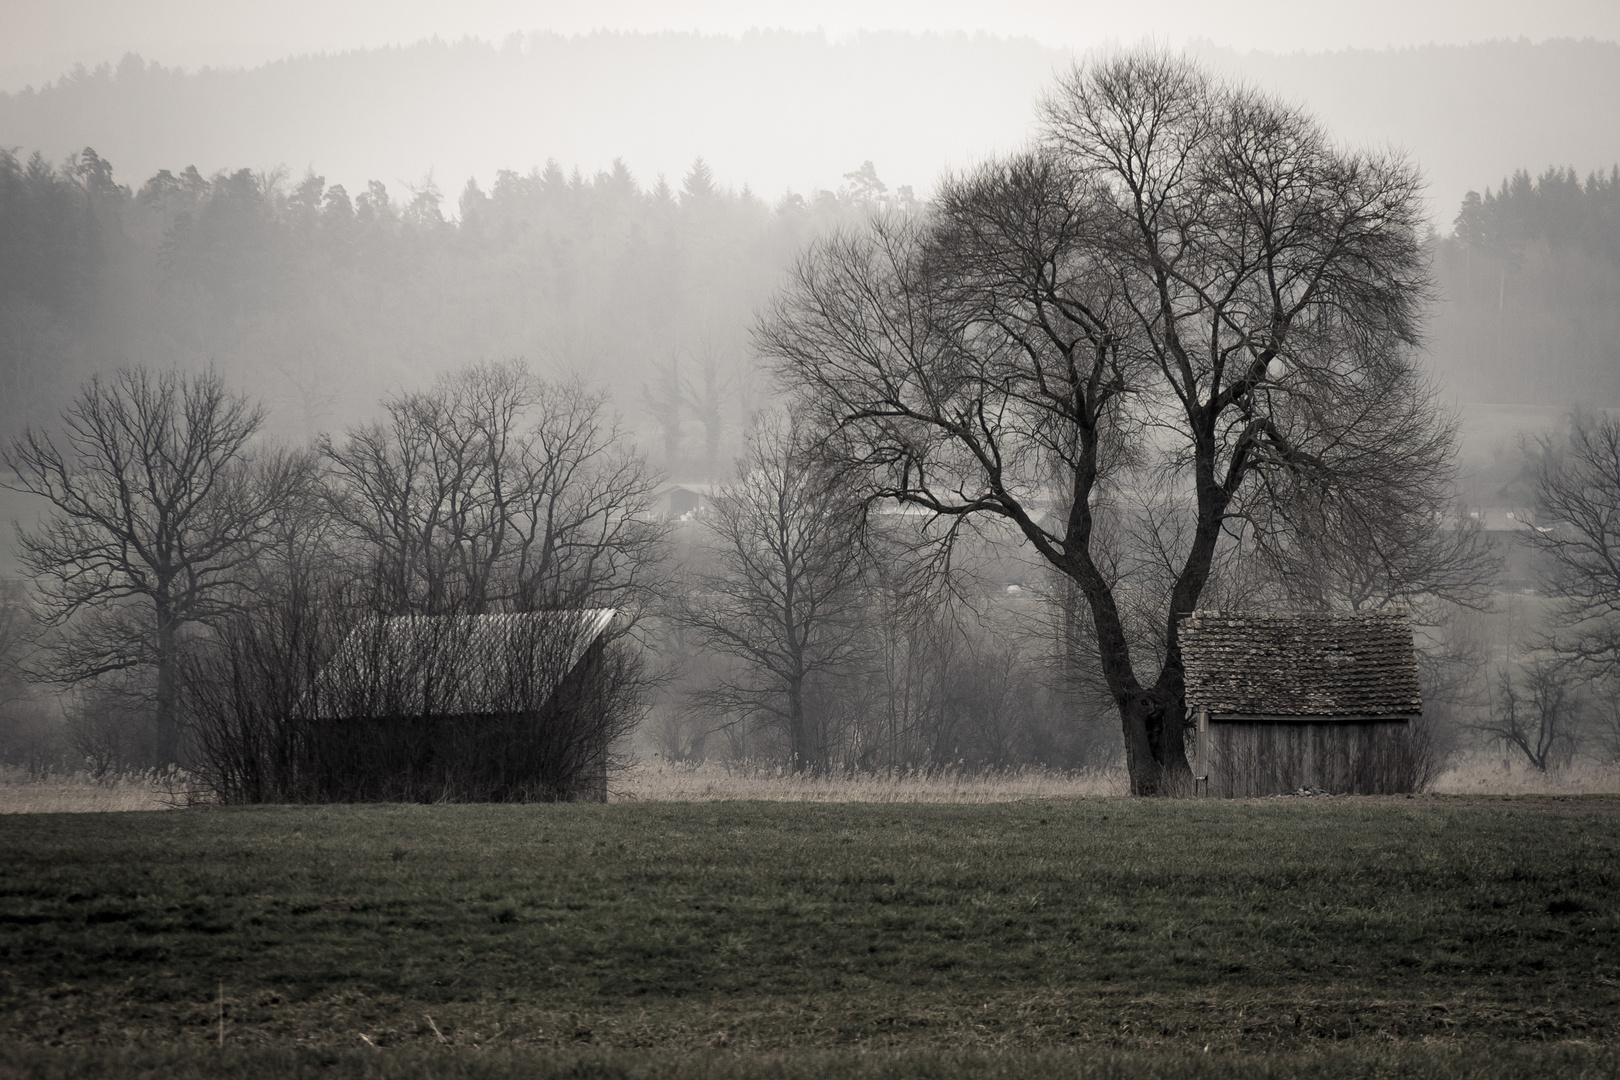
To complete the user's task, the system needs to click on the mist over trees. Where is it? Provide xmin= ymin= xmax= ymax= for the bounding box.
xmin=0 ymin=144 xmax=895 ymax=469
xmin=1431 ymin=166 xmax=1620 ymax=408
xmin=4 ymin=33 xmax=1618 ymax=230
xmin=4 ymin=36 xmax=1620 ymax=790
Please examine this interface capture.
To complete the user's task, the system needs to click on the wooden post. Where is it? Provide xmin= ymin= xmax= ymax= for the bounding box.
xmin=1194 ymin=707 xmax=1210 ymax=798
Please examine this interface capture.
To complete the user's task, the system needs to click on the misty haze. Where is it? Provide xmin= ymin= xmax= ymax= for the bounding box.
xmin=1 ymin=5 xmax=1618 ymax=1078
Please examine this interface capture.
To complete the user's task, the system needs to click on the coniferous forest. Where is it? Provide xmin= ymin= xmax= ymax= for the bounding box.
xmin=7 ymin=145 xmax=1620 ymax=469
xmin=0 ymin=145 xmax=901 ymax=470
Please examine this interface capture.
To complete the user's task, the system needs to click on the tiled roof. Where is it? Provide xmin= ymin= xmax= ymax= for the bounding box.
xmin=314 ymin=610 xmax=616 ymax=718
xmin=1180 ymin=610 xmax=1421 ymax=719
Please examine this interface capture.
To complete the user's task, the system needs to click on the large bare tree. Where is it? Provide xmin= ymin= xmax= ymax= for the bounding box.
xmin=760 ymin=52 xmax=1452 ymax=794
xmin=5 ymin=368 xmax=293 ymax=762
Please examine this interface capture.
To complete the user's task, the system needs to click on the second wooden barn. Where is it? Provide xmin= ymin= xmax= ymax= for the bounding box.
xmin=1182 ymin=610 xmax=1424 ymax=797
xmin=311 ymin=610 xmax=619 ymax=802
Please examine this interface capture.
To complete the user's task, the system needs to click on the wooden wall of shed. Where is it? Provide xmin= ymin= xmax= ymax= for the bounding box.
xmin=1202 ymin=720 xmax=1417 ymax=797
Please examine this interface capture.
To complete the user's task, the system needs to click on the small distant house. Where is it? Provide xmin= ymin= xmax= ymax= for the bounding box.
xmin=1469 ymin=507 xmax=1551 ymax=590
xmin=312 ymin=610 xmax=618 ymax=802
xmin=657 ymin=483 xmax=716 ymax=519
xmin=1181 ymin=610 xmax=1424 ymax=797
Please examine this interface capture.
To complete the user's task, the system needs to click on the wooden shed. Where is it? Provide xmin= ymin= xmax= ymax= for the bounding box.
xmin=1182 ymin=610 xmax=1423 ymax=797
xmin=311 ymin=610 xmax=618 ymax=802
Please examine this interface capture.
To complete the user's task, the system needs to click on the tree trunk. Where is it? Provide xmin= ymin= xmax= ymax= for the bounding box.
xmin=1118 ymin=687 xmax=1192 ymax=796
xmin=787 ymin=677 xmax=809 ymax=774
xmin=154 ymin=611 xmax=180 ymax=766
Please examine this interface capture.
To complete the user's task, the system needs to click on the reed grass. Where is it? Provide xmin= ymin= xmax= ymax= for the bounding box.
xmin=613 ymin=759 xmax=1128 ymax=802
xmin=1429 ymin=752 xmax=1620 ymax=795
xmin=4 ymin=750 xmax=1617 ymax=812
xmin=0 ymin=766 xmax=183 ymax=813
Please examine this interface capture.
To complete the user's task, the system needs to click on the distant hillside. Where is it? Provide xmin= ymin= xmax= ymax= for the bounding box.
xmin=0 ymin=32 xmax=1059 ymax=204
xmin=2 ymin=34 xmax=1618 ymax=217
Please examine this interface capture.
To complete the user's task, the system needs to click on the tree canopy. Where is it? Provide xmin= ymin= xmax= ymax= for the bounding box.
xmin=762 ymin=51 xmax=1462 ymax=794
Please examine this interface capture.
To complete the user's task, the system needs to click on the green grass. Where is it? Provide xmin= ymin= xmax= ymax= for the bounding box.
xmin=5 ymin=1044 xmax=1619 ymax=1080
xmin=1 ymin=799 xmax=1617 ymax=1078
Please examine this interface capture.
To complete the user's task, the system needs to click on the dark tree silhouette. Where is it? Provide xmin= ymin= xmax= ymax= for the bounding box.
xmin=761 ymin=51 xmax=1447 ymax=794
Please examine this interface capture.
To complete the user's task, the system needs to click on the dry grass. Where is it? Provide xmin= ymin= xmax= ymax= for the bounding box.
xmin=2 ymin=752 xmax=1615 ymax=812
xmin=1429 ymin=751 xmax=1620 ymax=795
xmin=0 ymin=766 xmax=183 ymax=813
xmin=616 ymin=753 xmax=1620 ymax=802
xmin=613 ymin=759 xmax=1128 ymax=802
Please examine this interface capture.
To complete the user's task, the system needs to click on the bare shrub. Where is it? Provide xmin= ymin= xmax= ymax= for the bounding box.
xmin=1474 ymin=658 xmax=1584 ymax=772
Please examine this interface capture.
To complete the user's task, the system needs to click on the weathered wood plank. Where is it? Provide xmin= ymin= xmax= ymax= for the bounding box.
xmin=1205 ymin=720 xmax=1416 ymax=797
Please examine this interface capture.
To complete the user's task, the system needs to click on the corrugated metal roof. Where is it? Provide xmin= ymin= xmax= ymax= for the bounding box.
xmin=313 ymin=609 xmax=616 ymax=719
xmin=1181 ymin=609 xmax=1422 ymax=719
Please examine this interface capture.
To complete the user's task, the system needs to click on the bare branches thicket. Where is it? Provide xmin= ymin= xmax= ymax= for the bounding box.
xmin=184 ymin=605 xmax=637 ymax=803
xmin=677 ymin=415 xmax=867 ymax=773
xmin=4 ymin=368 xmax=295 ymax=763
xmin=1528 ymin=411 xmax=1620 ymax=679
xmin=322 ymin=360 xmax=666 ymax=619
xmin=182 ymin=362 xmax=661 ymax=802
xmin=761 ymin=51 xmax=1450 ymax=795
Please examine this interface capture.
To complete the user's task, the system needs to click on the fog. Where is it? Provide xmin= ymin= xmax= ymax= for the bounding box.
xmin=5 ymin=34 xmax=1620 ymax=221
xmin=6 ymin=0 xmax=1619 ymax=90
xmin=3 ymin=4 xmax=1620 ymax=789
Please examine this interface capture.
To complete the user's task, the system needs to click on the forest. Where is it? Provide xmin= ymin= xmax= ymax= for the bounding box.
xmin=3 ymin=57 xmax=1620 ymax=792
xmin=5 ymin=140 xmax=1618 ymax=458
xmin=0 ymin=143 xmax=867 ymax=462
xmin=1430 ymin=164 xmax=1620 ymax=407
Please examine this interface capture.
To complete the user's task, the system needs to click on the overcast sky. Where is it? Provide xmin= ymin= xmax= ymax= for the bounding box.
xmin=5 ymin=0 xmax=1619 ymax=89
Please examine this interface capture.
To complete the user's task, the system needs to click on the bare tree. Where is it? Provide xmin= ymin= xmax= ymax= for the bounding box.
xmin=642 ymin=352 xmax=683 ymax=472
xmin=4 ymin=368 xmax=295 ymax=762
xmin=1476 ymin=658 xmax=1582 ymax=772
xmin=682 ymin=337 xmax=731 ymax=478
xmin=760 ymin=51 xmax=1447 ymax=794
xmin=322 ymin=360 xmax=665 ymax=619
xmin=1527 ymin=411 xmax=1620 ymax=680
xmin=0 ymin=581 xmax=33 ymax=712
xmin=0 ymin=580 xmax=60 ymax=771
xmin=677 ymin=414 xmax=867 ymax=773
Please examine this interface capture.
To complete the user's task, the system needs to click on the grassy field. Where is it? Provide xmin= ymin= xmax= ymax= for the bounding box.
xmin=1 ymin=799 xmax=1617 ymax=1078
